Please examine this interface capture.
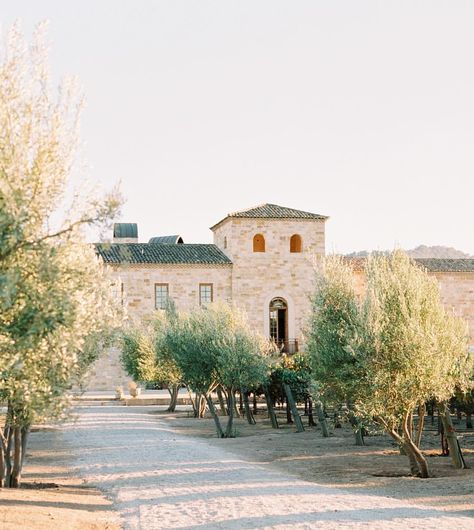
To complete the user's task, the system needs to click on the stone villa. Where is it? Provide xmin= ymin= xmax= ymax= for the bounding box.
xmin=88 ymin=203 xmax=474 ymax=390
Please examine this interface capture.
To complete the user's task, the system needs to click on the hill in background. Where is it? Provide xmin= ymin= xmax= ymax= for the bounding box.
xmin=345 ymin=245 xmax=472 ymax=259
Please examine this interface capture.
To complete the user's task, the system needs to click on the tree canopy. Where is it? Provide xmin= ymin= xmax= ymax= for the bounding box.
xmin=165 ymin=303 xmax=271 ymax=437
xmin=0 ymin=23 xmax=122 ymax=487
xmin=308 ymin=251 xmax=473 ymax=477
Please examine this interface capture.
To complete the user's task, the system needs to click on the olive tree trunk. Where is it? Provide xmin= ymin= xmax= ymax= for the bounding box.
xmin=401 ymin=414 xmax=429 ymax=478
xmin=285 ymin=395 xmax=293 ymax=424
xmin=440 ymin=403 xmax=467 ymax=469
xmin=415 ymin=403 xmax=426 ymax=448
xmin=466 ymin=413 xmax=473 ymax=429
xmin=187 ymin=389 xmax=207 ymax=418
xmin=263 ymin=385 xmax=279 ymax=429
xmin=224 ymin=390 xmax=236 ymax=438
xmin=205 ymin=396 xmax=225 ymax=438
xmin=283 ymin=383 xmax=304 ymax=432
xmin=216 ymin=387 xmax=228 ymax=415
xmin=242 ymin=389 xmax=256 ymax=425
xmin=307 ymin=397 xmax=316 ymax=427
xmin=347 ymin=406 xmax=364 ymax=446
xmin=0 ymin=416 xmax=31 ymax=488
xmin=315 ymin=401 xmax=329 ymax=437
xmin=379 ymin=414 xmax=430 ymax=478
xmin=167 ymin=385 xmax=180 ymax=412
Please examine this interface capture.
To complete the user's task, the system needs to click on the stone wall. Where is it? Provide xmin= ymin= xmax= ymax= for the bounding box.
xmin=85 ymin=263 xmax=233 ymax=390
xmin=85 ymin=346 xmax=130 ymax=391
xmin=352 ymin=269 xmax=474 ymax=346
xmin=86 ymin=215 xmax=474 ymax=391
xmin=435 ymin=272 xmax=474 ymax=346
xmin=214 ymin=217 xmax=326 ymax=346
xmin=113 ymin=263 xmax=233 ymax=317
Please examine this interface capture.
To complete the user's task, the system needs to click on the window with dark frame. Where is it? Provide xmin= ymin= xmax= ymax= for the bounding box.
xmin=155 ymin=283 xmax=169 ymax=310
xmin=199 ymin=283 xmax=213 ymax=305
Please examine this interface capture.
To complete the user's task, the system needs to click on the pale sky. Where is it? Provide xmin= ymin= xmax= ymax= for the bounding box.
xmin=3 ymin=1 xmax=474 ymax=254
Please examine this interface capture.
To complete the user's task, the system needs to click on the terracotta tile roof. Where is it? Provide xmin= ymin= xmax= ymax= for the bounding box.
xmin=95 ymin=243 xmax=232 ymax=265
xmin=211 ymin=203 xmax=328 ymax=230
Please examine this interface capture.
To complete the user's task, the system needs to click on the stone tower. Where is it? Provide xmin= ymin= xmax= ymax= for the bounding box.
xmin=211 ymin=204 xmax=328 ymax=350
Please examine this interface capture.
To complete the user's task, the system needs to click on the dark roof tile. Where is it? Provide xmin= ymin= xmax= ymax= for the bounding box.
xmin=345 ymin=257 xmax=474 ymax=273
xmin=96 ymin=243 xmax=232 ymax=265
xmin=211 ymin=203 xmax=328 ymax=230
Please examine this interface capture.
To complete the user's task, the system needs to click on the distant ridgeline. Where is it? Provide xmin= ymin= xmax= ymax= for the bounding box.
xmin=345 ymin=245 xmax=473 ymax=259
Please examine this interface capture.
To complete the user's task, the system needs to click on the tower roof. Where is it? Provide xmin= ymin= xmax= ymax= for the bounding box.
xmin=210 ymin=203 xmax=328 ymax=230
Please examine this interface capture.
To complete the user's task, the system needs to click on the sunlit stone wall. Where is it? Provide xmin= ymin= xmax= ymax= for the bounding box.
xmin=86 ymin=263 xmax=232 ymax=390
xmin=213 ymin=217 xmax=326 ymax=348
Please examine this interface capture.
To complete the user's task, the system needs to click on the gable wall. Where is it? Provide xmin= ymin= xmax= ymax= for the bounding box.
xmin=86 ymin=263 xmax=232 ymax=390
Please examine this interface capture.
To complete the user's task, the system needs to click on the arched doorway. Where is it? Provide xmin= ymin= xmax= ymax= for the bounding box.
xmin=269 ymin=297 xmax=287 ymax=350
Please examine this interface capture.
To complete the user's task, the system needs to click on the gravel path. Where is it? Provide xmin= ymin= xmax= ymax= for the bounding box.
xmin=59 ymin=407 xmax=474 ymax=529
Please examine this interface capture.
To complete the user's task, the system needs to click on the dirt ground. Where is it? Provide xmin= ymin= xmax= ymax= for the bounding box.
xmin=164 ymin=408 xmax=474 ymax=517
xmin=0 ymin=426 xmax=120 ymax=530
xmin=1 ymin=406 xmax=473 ymax=528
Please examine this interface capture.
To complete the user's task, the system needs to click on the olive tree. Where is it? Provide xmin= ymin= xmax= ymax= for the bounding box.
xmin=121 ymin=311 xmax=182 ymax=411
xmin=0 ymin=23 xmax=121 ymax=487
xmin=360 ymin=251 xmax=472 ymax=477
xmin=308 ymin=251 xmax=473 ymax=477
xmin=165 ymin=303 xmax=270 ymax=438
xmin=307 ymin=255 xmax=365 ymax=444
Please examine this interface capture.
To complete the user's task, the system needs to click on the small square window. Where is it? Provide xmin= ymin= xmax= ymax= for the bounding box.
xmin=155 ymin=284 xmax=169 ymax=310
xmin=199 ymin=283 xmax=213 ymax=306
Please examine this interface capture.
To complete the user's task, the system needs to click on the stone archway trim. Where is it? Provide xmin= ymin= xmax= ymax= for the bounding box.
xmin=263 ymin=292 xmax=296 ymax=339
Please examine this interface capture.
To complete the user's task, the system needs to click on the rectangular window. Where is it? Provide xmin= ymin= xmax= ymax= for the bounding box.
xmin=111 ymin=281 xmax=124 ymax=306
xmin=199 ymin=283 xmax=213 ymax=306
xmin=155 ymin=283 xmax=169 ymax=310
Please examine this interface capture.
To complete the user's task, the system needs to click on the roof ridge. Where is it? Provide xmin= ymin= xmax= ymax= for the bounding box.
xmin=210 ymin=203 xmax=328 ymax=230
xmin=228 ymin=202 xmax=269 ymax=216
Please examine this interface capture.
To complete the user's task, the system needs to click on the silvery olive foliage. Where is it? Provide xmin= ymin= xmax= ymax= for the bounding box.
xmin=0 ymin=23 xmax=122 ymax=486
xmin=121 ymin=309 xmax=183 ymax=389
xmin=165 ymin=302 xmax=272 ymax=437
xmin=166 ymin=302 xmax=271 ymax=395
xmin=308 ymin=251 xmax=473 ymax=477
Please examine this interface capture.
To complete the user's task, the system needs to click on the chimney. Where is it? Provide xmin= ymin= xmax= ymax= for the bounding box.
xmin=113 ymin=223 xmax=138 ymax=243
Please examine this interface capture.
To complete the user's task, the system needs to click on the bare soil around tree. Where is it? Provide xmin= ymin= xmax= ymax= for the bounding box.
xmin=1 ymin=405 xmax=473 ymax=529
xmin=164 ymin=407 xmax=474 ymax=515
xmin=0 ymin=424 xmax=120 ymax=530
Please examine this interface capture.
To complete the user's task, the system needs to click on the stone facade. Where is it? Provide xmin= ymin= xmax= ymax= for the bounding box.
xmin=351 ymin=269 xmax=474 ymax=346
xmin=111 ymin=264 xmax=232 ymax=317
xmin=212 ymin=217 xmax=325 ymax=344
xmin=432 ymin=273 xmax=474 ymax=343
xmin=86 ymin=264 xmax=232 ymax=389
xmin=87 ymin=204 xmax=474 ymax=390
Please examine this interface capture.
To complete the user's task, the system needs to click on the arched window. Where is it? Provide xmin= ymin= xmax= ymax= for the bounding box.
xmin=269 ymin=297 xmax=288 ymax=348
xmin=253 ymin=234 xmax=265 ymax=252
xmin=223 ymin=236 xmax=227 ymax=249
xmin=290 ymin=234 xmax=302 ymax=253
